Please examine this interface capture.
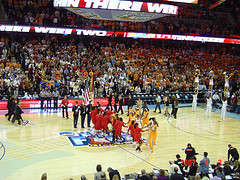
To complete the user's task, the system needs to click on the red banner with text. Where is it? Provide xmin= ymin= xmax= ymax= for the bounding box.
xmin=0 ymin=98 xmax=110 ymax=110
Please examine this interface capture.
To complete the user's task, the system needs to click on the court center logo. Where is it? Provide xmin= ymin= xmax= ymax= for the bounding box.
xmin=0 ymin=142 xmax=6 ymax=160
xmin=59 ymin=130 xmax=135 ymax=147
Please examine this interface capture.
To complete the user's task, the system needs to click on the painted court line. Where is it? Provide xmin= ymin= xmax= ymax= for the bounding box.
xmin=117 ymin=145 xmax=161 ymax=170
xmin=0 ymin=141 xmax=6 ymax=160
xmin=166 ymin=117 xmax=236 ymax=144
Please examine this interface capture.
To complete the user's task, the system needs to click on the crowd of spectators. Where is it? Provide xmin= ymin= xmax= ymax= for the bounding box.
xmin=0 ymin=0 xmax=236 ymax=37
xmin=40 ymin=157 xmax=240 ymax=179
xmin=58 ymin=143 xmax=239 ymax=179
xmin=0 ymin=34 xmax=239 ymax=104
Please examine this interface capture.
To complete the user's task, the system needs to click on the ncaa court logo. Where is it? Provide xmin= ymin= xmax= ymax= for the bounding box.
xmin=0 ymin=142 xmax=5 ymax=160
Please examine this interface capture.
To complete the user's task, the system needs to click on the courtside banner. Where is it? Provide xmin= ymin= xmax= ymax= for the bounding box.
xmin=1 ymin=25 xmax=240 ymax=44
xmin=0 ymin=98 xmax=110 ymax=110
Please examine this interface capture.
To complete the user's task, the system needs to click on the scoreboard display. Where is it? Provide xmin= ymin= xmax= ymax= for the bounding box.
xmin=162 ymin=0 xmax=198 ymax=4
xmin=54 ymin=0 xmax=179 ymax=22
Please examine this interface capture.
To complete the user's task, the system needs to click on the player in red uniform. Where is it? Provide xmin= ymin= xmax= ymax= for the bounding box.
xmin=134 ymin=123 xmax=145 ymax=152
xmin=113 ymin=117 xmax=127 ymax=141
xmin=95 ymin=109 xmax=102 ymax=131
xmin=105 ymin=108 xmax=113 ymax=118
xmin=128 ymin=121 xmax=135 ymax=141
xmin=90 ymin=106 xmax=98 ymax=126
xmin=101 ymin=112 xmax=109 ymax=132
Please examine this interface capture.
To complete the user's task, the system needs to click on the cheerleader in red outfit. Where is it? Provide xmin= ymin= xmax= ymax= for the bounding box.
xmin=114 ymin=117 xmax=127 ymax=140
xmin=134 ymin=123 xmax=146 ymax=152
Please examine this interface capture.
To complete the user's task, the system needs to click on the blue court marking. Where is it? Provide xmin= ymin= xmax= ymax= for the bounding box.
xmin=166 ymin=117 xmax=238 ymax=144
xmin=59 ymin=132 xmax=78 ymax=136
xmin=68 ymin=136 xmax=90 ymax=146
xmin=0 ymin=141 xmax=6 ymax=160
xmin=117 ymin=145 xmax=161 ymax=170
xmin=184 ymin=124 xmax=218 ymax=136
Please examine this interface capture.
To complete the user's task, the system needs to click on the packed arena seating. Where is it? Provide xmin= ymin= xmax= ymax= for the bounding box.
xmin=0 ymin=34 xmax=239 ymax=106
xmin=0 ymin=0 xmax=237 ymax=37
xmin=43 ymin=160 xmax=240 ymax=179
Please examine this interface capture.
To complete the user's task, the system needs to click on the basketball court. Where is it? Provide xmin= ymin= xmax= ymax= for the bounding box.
xmin=0 ymin=105 xmax=239 ymax=180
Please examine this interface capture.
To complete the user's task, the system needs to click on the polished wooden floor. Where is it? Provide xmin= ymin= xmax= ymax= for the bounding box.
xmin=0 ymin=106 xmax=240 ymax=180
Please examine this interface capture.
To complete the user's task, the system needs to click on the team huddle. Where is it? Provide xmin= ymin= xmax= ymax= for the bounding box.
xmin=71 ymin=100 xmax=158 ymax=152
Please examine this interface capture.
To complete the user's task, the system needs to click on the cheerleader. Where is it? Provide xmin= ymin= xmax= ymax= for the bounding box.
xmin=208 ymin=70 xmax=214 ymax=95
xmin=221 ymin=96 xmax=228 ymax=120
xmin=192 ymin=91 xmax=198 ymax=112
xmin=223 ymin=72 xmax=232 ymax=97
xmin=142 ymin=108 xmax=149 ymax=128
xmin=194 ymin=69 xmax=200 ymax=91
xmin=206 ymin=95 xmax=212 ymax=116
xmin=147 ymin=117 xmax=158 ymax=153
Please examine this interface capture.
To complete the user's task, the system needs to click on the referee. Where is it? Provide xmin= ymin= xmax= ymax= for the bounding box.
xmin=153 ymin=94 xmax=161 ymax=113
xmin=228 ymin=144 xmax=239 ymax=163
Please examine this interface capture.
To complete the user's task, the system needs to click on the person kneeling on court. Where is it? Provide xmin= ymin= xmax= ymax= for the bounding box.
xmin=228 ymin=144 xmax=239 ymax=163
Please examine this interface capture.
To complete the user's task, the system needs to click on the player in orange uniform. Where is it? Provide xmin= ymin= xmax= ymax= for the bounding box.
xmin=147 ymin=117 xmax=158 ymax=153
xmin=142 ymin=108 xmax=149 ymax=128
xmin=127 ymin=106 xmax=135 ymax=126
xmin=134 ymin=106 xmax=141 ymax=118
